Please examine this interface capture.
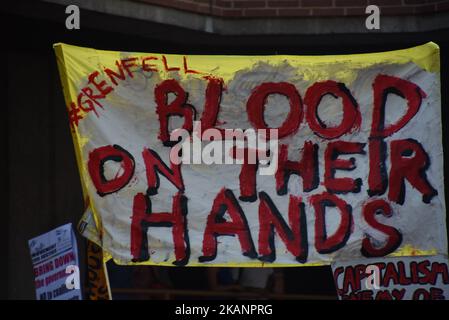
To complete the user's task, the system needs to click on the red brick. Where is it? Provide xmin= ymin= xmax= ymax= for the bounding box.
xmin=211 ymin=7 xmax=224 ymax=15
xmin=380 ymin=6 xmax=416 ymax=15
xmin=214 ymin=0 xmax=233 ymax=8
xmin=244 ymin=8 xmax=277 ymax=16
xmin=137 ymin=0 xmax=202 ymax=13
xmin=267 ymin=0 xmax=299 ymax=7
xmin=131 ymin=0 xmax=449 ymax=17
xmin=135 ymin=0 xmax=175 ymax=6
xmin=414 ymin=4 xmax=436 ymax=13
xmin=221 ymin=8 xmax=245 ymax=16
xmin=403 ymin=0 xmax=427 ymax=4
xmin=368 ymin=0 xmax=402 ymax=6
xmin=196 ymin=4 xmax=214 ymax=14
xmin=278 ymin=8 xmax=311 ymax=16
xmin=233 ymin=1 xmax=267 ymax=8
xmin=302 ymin=0 xmax=333 ymax=7
xmin=170 ymin=1 xmax=201 ymax=12
xmin=436 ymin=1 xmax=449 ymax=11
xmin=312 ymin=8 xmax=345 ymax=16
xmin=345 ymin=7 xmax=367 ymax=15
xmin=335 ymin=0 xmax=367 ymax=7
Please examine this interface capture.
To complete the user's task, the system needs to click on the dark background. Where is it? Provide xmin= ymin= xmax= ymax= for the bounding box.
xmin=2 ymin=1 xmax=448 ymax=299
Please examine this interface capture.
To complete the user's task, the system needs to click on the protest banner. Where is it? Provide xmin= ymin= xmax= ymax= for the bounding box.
xmin=332 ymin=255 xmax=449 ymax=300
xmin=85 ymin=240 xmax=111 ymax=300
xmin=29 ymin=223 xmax=82 ymax=300
xmin=54 ymin=42 xmax=446 ymax=267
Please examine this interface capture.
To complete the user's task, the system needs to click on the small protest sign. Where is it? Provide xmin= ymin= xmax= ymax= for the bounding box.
xmin=29 ymin=223 xmax=82 ymax=300
xmin=332 ymin=255 xmax=449 ymax=300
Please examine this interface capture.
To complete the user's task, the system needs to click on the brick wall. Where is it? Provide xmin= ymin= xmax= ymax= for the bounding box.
xmin=133 ymin=0 xmax=449 ymax=17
